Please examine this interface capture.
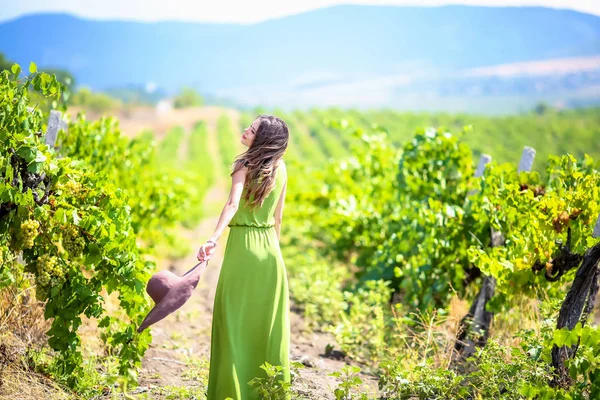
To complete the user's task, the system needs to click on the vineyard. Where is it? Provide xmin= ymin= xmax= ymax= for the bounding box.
xmin=1 ymin=64 xmax=600 ymax=400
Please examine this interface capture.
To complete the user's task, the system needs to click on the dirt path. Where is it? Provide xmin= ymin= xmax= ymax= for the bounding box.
xmin=130 ymin=110 xmax=379 ymax=399
xmin=134 ymin=110 xmax=229 ymax=395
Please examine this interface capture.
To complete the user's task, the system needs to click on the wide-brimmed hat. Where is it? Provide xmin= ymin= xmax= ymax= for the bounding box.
xmin=137 ymin=259 xmax=209 ymax=333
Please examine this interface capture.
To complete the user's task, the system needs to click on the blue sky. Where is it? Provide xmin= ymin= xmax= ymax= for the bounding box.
xmin=1 ymin=0 xmax=599 ymax=23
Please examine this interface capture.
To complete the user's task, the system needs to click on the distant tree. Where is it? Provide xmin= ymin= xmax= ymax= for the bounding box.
xmin=534 ymin=102 xmax=551 ymax=115
xmin=71 ymin=86 xmax=121 ymax=113
xmin=173 ymin=87 xmax=204 ymax=109
xmin=0 ymin=53 xmax=13 ymax=71
xmin=105 ymin=85 xmax=167 ymax=106
xmin=71 ymin=87 xmax=93 ymax=105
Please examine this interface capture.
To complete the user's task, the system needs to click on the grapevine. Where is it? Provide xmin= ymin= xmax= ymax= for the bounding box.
xmin=0 ymin=64 xmax=158 ymax=389
xmin=0 ymin=61 xmax=216 ymax=393
xmin=288 ymin=118 xmax=600 ymax=396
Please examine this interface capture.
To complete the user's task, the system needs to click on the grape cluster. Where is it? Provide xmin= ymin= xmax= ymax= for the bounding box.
xmin=35 ymin=254 xmax=64 ymax=288
xmin=19 ymin=219 xmax=40 ymax=249
xmin=62 ymin=225 xmax=85 ymax=257
xmin=64 ymin=180 xmax=82 ymax=192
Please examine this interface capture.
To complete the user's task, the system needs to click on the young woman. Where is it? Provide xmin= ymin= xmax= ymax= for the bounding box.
xmin=197 ymin=115 xmax=290 ymax=399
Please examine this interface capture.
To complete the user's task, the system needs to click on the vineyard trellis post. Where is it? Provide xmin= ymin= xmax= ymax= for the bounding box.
xmin=454 ymin=146 xmax=535 ymax=361
xmin=27 ymin=107 xmax=67 ymax=147
xmin=44 ymin=109 xmax=66 ymax=147
xmin=462 ymin=154 xmax=492 ymax=286
xmin=466 ymin=154 xmax=491 ymax=197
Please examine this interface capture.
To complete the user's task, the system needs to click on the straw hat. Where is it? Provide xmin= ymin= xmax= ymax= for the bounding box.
xmin=137 ymin=259 xmax=209 ymax=333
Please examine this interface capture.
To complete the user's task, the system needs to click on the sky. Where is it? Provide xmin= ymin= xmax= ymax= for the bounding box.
xmin=0 ymin=0 xmax=599 ymax=23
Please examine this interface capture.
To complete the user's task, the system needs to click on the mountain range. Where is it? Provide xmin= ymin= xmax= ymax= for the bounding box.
xmin=1 ymin=5 xmax=599 ymax=112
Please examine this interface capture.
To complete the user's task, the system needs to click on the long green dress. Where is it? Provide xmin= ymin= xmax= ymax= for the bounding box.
xmin=207 ymin=161 xmax=291 ymax=400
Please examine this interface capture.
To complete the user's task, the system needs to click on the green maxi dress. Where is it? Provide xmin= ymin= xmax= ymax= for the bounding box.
xmin=207 ymin=162 xmax=291 ymax=400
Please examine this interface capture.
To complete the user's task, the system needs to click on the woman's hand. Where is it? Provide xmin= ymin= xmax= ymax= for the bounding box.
xmin=197 ymin=241 xmax=217 ymax=263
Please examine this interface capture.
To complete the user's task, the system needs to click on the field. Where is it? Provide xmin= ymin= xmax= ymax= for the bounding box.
xmin=1 ymin=66 xmax=600 ymax=399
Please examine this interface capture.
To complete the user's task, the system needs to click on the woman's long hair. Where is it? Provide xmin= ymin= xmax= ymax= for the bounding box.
xmin=231 ymin=115 xmax=289 ymax=210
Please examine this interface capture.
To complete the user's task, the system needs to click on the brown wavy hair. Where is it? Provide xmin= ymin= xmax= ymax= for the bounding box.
xmin=231 ymin=115 xmax=289 ymax=210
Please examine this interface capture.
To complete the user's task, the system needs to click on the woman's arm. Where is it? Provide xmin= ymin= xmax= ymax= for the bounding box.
xmin=197 ymin=164 xmax=247 ymax=262
xmin=209 ymin=166 xmax=247 ymax=243
xmin=274 ymin=177 xmax=287 ymax=242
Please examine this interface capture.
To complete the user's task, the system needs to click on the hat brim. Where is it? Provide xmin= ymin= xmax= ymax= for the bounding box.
xmin=137 ymin=260 xmax=208 ymax=333
xmin=138 ymin=283 xmax=195 ymax=332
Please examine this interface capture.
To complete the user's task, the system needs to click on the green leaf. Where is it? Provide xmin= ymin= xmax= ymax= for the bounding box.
xmin=17 ymin=146 xmax=34 ymax=162
xmin=29 ymin=62 xmax=37 ymax=74
xmin=50 ymin=285 xmax=60 ymax=298
xmin=27 ymin=161 xmax=45 ymax=174
xmin=553 ymin=324 xmax=582 ymax=347
xmin=55 ymin=208 xmax=67 ymax=224
xmin=85 ymin=243 xmax=102 ymax=264
xmin=98 ymin=316 xmax=110 ymax=328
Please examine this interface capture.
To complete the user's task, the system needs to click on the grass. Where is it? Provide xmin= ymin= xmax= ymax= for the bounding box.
xmin=216 ymin=115 xmax=242 ymax=177
xmin=181 ymin=355 xmax=210 ymax=383
xmin=146 ymin=385 xmax=206 ymax=399
xmin=0 ymin=333 xmax=71 ymax=400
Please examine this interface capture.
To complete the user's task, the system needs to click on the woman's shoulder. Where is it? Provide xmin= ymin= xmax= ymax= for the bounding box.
xmin=278 ymin=159 xmax=287 ymax=174
xmin=276 ymin=160 xmax=287 ymax=182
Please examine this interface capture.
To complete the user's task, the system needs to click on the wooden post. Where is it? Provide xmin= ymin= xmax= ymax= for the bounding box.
xmin=466 ymin=154 xmax=492 ymax=198
xmin=475 ymin=154 xmax=492 ymax=178
xmin=518 ymin=146 xmax=536 ymax=173
xmin=45 ymin=110 xmax=62 ymax=147
xmin=59 ymin=119 xmax=68 ymax=133
xmin=455 ymin=147 xmax=535 ymax=361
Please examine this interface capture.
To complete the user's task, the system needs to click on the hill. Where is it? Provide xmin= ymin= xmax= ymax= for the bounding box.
xmin=1 ymin=5 xmax=599 ymax=111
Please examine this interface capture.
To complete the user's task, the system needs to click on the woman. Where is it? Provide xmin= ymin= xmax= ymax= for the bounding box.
xmin=197 ymin=115 xmax=291 ymax=400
